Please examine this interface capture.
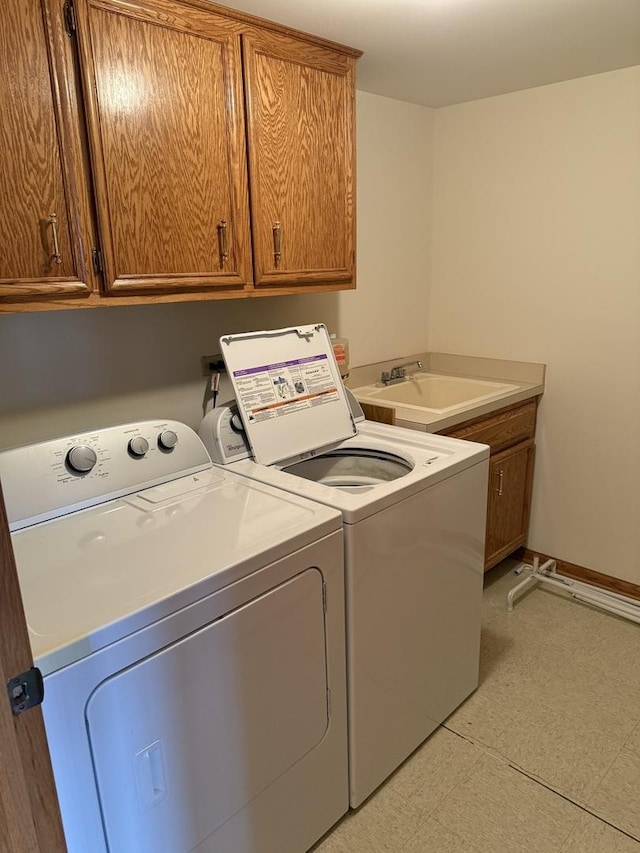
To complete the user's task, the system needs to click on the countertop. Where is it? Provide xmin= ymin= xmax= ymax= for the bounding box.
xmin=347 ymin=352 xmax=545 ymax=433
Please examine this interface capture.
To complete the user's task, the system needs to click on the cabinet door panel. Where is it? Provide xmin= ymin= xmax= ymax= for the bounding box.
xmin=243 ymin=30 xmax=355 ymax=288
xmin=77 ymin=0 xmax=252 ymax=293
xmin=485 ymin=440 xmax=535 ymax=570
xmin=0 ymin=0 xmax=92 ymax=300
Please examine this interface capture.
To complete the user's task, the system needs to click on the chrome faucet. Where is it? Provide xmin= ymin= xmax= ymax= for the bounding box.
xmin=380 ymin=360 xmax=423 ymax=385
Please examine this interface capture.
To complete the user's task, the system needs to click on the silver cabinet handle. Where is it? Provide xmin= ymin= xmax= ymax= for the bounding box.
xmin=493 ymin=469 xmax=504 ymax=496
xmin=217 ymin=219 xmax=228 ymax=268
xmin=272 ymin=221 xmax=281 ymax=266
xmin=49 ymin=212 xmax=62 ymax=264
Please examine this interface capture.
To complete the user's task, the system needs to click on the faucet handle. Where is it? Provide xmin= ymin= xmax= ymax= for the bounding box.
xmin=381 ymin=371 xmax=391 ymax=384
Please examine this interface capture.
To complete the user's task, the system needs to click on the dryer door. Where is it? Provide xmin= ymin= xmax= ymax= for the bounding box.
xmin=86 ymin=568 xmax=328 ymax=853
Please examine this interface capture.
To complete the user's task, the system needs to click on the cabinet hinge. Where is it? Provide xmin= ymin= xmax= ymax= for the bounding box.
xmin=6 ymin=667 xmax=44 ymax=717
xmin=64 ymin=0 xmax=77 ymax=36
xmin=92 ymin=247 xmax=104 ymax=274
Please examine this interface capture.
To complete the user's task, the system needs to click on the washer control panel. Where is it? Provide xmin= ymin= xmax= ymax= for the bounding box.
xmin=198 ymin=405 xmax=252 ymax=465
xmin=0 ymin=420 xmax=211 ymax=530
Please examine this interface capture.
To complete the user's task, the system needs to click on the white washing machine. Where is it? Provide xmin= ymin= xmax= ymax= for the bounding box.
xmin=199 ymin=324 xmax=490 ymax=807
xmin=0 ymin=419 xmax=348 ymax=853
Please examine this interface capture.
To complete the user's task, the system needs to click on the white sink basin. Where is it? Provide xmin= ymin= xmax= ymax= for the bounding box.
xmin=353 ymin=373 xmax=518 ymax=414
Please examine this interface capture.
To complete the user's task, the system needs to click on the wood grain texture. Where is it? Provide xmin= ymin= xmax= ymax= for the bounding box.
xmin=1 ymin=0 xmax=360 ymax=310
xmin=0 ymin=277 xmax=351 ymax=312
xmin=0 ymin=0 xmax=93 ymax=299
xmin=359 ymin=402 xmax=396 ymax=425
xmin=148 ymin=0 xmax=362 ymax=57
xmin=77 ymin=0 xmax=253 ymax=292
xmin=485 ymin=440 xmax=535 ymax=571
xmin=243 ymin=28 xmax=356 ymax=288
xmin=443 ymin=398 xmax=538 ymax=453
xmin=0 ymin=482 xmax=66 ymax=852
xmin=517 ymin=548 xmax=640 ymax=602
xmin=438 ymin=398 xmax=539 ymax=571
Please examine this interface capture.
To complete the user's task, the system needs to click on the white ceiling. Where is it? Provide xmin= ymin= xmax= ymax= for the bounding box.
xmin=228 ymin=0 xmax=640 ymax=107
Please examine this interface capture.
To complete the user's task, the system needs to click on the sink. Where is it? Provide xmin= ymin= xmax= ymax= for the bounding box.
xmin=353 ymin=373 xmax=518 ymax=414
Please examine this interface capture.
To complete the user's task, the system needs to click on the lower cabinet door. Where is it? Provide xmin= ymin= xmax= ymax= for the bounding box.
xmin=485 ymin=439 xmax=535 ymax=570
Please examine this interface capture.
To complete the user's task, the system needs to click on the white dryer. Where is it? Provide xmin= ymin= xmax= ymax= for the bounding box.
xmin=199 ymin=325 xmax=490 ymax=807
xmin=0 ymin=420 xmax=348 ymax=853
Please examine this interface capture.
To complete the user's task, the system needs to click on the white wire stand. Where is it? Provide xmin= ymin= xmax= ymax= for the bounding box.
xmin=507 ymin=555 xmax=640 ymax=625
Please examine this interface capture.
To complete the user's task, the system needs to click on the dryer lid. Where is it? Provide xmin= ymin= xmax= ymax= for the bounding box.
xmin=220 ymin=324 xmax=357 ymax=466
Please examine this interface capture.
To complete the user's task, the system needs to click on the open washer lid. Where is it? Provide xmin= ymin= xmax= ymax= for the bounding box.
xmin=220 ymin=324 xmax=357 ymax=466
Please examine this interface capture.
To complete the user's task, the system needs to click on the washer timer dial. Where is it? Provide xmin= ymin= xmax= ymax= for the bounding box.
xmin=158 ymin=429 xmax=178 ymax=450
xmin=128 ymin=436 xmax=149 ymax=457
xmin=66 ymin=444 xmax=97 ymax=474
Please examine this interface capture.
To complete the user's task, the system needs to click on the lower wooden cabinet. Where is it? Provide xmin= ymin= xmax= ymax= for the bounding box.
xmin=485 ymin=439 xmax=535 ymax=570
xmin=438 ymin=398 xmax=539 ymax=572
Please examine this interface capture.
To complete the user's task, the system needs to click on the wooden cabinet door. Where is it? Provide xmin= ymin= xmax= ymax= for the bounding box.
xmin=242 ymin=29 xmax=356 ymax=289
xmin=0 ymin=0 xmax=95 ymax=304
xmin=75 ymin=0 xmax=252 ymax=295
xmin=485 ymin=440 xmax=535 ymax=570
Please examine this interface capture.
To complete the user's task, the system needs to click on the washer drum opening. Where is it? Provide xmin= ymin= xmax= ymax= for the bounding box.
xmin=283 ymin=449 xmax=414 ymax=490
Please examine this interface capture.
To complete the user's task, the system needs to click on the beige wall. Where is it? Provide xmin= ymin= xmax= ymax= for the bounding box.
xmin=347 ymin=91 xmax=433 ymax=365
xmin=0 ymin=91 xmax=433 ymax=447
xmin=430 ymin=66 xmax=640 ymax=583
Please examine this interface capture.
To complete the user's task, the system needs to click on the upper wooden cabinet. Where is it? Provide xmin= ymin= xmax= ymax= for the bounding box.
xmin=75 ymin=0 xmax=253 ymax=295
xmin=0 ymin=0 xmax=359 ymax=311
xmin=0 ymin=0 xmax=97 ymax=304
xmin=243 ymin=29 xmax=355 ymax=289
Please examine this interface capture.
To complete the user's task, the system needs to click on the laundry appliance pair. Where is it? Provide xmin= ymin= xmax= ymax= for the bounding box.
xmin=0 ymin=323 xmax=488 ymax=853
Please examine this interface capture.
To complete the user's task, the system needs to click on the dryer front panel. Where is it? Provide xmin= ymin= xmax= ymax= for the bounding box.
xmin=86 ymin=568 xmax=328 ymax=853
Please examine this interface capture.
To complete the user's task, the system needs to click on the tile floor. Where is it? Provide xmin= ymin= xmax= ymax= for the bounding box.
xmin=313 ymin=560 xmax=640 ymax=852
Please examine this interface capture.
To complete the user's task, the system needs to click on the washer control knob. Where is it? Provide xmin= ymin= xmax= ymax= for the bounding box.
xmin=230 ymin=413 xmax=244 ymax=432
xmin=128 ymin=436 xmax=149 ymax=457
xmin=158 ymin=429 xmax=178 ymax=451
xmin=66 ymin=444 xmax=97 ymax=474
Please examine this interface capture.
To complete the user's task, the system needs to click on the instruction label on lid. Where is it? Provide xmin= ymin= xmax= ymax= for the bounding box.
xmin=234 ymin=354 xmax=339 ymax=423
xmin=220 ymin=324 xmax=356 ymax=466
